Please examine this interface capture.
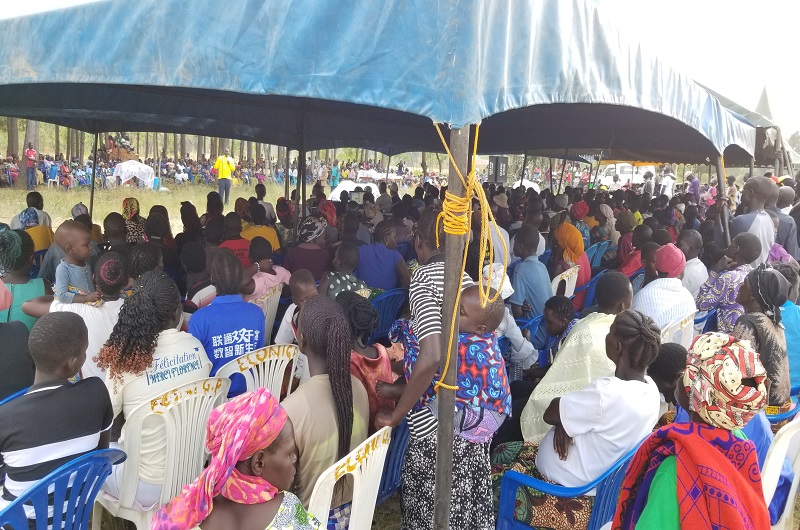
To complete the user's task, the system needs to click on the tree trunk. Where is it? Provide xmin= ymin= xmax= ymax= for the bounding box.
xmin=23 ymin=120 xmax=38 ymax=154
xmin=238 ymin=139 xmax=244 ymax=161
xmin=247 ymin=140 xmax=254 ymax=163
xmin=136 ymin=132 xmax=141 ymax=154
xmin=65 ymin=129 xmax=72 ymax=160
xmin=197 ymin=136 xmax=204 ymax=160
xmin=79 ymin=131 xmax=85 ymax=164
xmin=172 ymin=133 xmax=177 ymax=161
xmin=333 ymin=148 xmax=338 ymax=164
xmin=6 ymin=117 xmax=19 ymax=158
xmin=421 ymin=152 xmax=428 ymax=176
xmin=161 ymin=133 xmax=167 ymax=160
xmin=154 ymin=132 xmax=159 ymax=164
xmin=436 ymin=153 xmax=443 ymax=175
xmin=145 ymin=132 xmax=150 ymax=159
xmin=54 ymin=124 xmax=60 ymax=157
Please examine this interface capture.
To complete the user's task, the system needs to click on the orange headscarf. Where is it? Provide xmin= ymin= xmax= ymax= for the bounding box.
xmin=553 ymin=221 xmax=584 ymax=264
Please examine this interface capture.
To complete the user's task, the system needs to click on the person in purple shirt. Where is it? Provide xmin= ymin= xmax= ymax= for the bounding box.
xmin=684 ymin=171 xmax=700 ymax=205
xmin=188 ymin=250 xmax=265 ymax=397
xmin=354 ymin=221 xmax=411 ymax=291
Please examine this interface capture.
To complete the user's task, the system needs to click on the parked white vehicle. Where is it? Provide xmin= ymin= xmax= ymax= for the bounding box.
xmin=596 ymin=163 xmax=655 ymax=188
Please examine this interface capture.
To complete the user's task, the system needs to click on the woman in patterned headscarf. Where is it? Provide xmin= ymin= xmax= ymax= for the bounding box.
xmin=153 ymin=388 xmax=323 ymax=530
xmin=612 ymin=332 xmax=770 ymax=530
xmin=282 ymin=216 xmax=332 ymax=280
xmin=122 ymin=197 xmax=146 ymax=244
xmin=734 ymin=263 xmax=791 ymax=406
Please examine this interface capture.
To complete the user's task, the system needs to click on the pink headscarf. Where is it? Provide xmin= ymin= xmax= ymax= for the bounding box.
xmin=654 ymin=243 xmax=686 ymax=278
xmin=152 ymin=388 xmax=288 ymax=530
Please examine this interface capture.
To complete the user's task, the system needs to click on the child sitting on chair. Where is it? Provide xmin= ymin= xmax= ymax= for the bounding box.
xmin=0 ymin=313 xmax=112 ymax=526
xmin=242 ymin=237 xmax=291 ymax=311
xmin=378 ymin=284 xmax=510 ymax=443
xmin=54 ymin=220 xmax=100 ymax=305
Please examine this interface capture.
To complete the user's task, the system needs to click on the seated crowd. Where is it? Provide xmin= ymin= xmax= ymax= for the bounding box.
xmin=1 ymin=167 xmax=800 ymax=530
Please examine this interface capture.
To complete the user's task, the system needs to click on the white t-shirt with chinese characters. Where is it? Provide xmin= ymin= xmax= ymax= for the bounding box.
xmin=105 ymin=329 xmax=211 ymax=483
xmin=535 ymin=376 xmax=660 ymax=488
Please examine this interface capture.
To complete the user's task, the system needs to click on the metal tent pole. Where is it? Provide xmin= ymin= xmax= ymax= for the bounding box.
xmin=716 ymin=156 xmax=731 ymax=246
xmin=284 ymin=147 xmax=291 ymax=200
xmin=89 ymin=132 xmax=98 ymax=219
xmin=556 ymin=149 xmax=568 ymax=195
xmin=432 ymin=126 xmax=470 ymax=529
xmin=385 ymin=154 xmax=391 ymax=182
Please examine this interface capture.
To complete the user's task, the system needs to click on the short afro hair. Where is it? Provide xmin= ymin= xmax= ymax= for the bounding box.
xmin=595 ymin=271 xmax=632 ymax=310
xmin=29 ymin=312 xmax=88 ymax=371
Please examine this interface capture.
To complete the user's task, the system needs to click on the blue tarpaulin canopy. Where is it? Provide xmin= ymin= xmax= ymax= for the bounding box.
xmin=0 ymin=0 xmax=754 ymax=162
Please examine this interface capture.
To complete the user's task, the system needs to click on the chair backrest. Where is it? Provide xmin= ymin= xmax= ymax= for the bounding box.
xmin=308 ymin=427 xmax=393 ymax=530
xmin=368 ymin=288 xmax=409 ymax=345
xmin=395 ymin=241 xmax=415 ymax=261
xmin=660 ymin=311 xmax=696 ymax=348
xmin=762 ymin=415 xmax=800 ymax=530
xmin=585 ymin=445 xmax=639 ymax=530
xmin=694 ymin=309 xmax=718 ymax=334
xmin=572 ymin=269 xmax=607 ymax=310
xmin=538 ymin=248 xmax=552 ymax=265
xmin=627 ymin=267 xmax=644 ymax=281
xmin=117 ymin=377 xmax=230 ymax=508
xmin=376 ymin=420 xmax=410 ymax=505
xmin=0 ymin=448 xmax=126 ymax=530
xmin=248 ymin=283 xmax=284 ymax=338
xmin=0 ymin=386 xmax=28 ymax=407
xmin=594 ymin=241 xmax=611 ymax=267
xmin=585 ymin=242 xmax=602 ymax=268
xmin=215 ymin=344 xmax=298 ymax=399
xmin=551 ymin=265 xmax=580 ymax=298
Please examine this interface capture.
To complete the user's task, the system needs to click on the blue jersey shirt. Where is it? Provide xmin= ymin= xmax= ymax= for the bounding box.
xmin=188 ymin=294 xmax=265 ymax=396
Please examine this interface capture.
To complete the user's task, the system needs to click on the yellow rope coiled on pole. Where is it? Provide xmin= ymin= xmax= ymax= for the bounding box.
xmin=432 ymin=122 xmax=508 ymax=391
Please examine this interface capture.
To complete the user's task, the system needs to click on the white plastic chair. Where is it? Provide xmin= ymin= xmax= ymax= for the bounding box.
xmin=215 ymin=344 xmax=298 ymax=399
xmin=551 ymin=265 xmax=580 ymax=298
xmin=660 ymin=310 xmax=696 ymax=348
xmin=762 ymin=415 xmax=800 ymax=529
xmin=248 ymin=283 xmax=283 ymax=339
xmin=92 ymin=377 xmax=230 ymax=530
xmin=307 ymin=427 xmax=393 ymax=530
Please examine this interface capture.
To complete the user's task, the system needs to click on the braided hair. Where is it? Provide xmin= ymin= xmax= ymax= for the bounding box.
xmin=96 ymin=271 xmax=180 ymax=383
xmin=416 ymin=206 xmax=444 ymax=251
xmin=210 ymin=249 xmax=242 ymax=295
xmin=129 ymin=242 xmax=163 ymax=279
xmin=373 ymin=221 xmax=394 ymax=246
xmin=336 ymin=291 xmax=378 ymax=345
xmin=95 ymin=251 xmax=129 ymax=296
xmin=0 ymin=229 xmax=34 ymax=274
xmin=613 ymin=309 xmax=661 ymax=371
xmin=298 ymin=294 xmax=354 ymax=459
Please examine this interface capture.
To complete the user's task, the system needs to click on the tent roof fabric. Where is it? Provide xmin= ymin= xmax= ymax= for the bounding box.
xmin=0 ymin=0 xmax=754 ymax=162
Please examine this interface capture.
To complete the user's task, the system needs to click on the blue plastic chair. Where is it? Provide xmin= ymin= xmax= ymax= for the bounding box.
xmin=516 ymin=315 xmax=543 ymax=335
xmin=368 ymin=288 xmax=409 ymax=344
xmin=766 ymin=384 xmax=800 ymax=423
xmin=28 ymin=249 xmax=47 ymax=280
xmin=627 ymin=267 xmax=644 ymax=282
xmin=694 ymin=309 xmax=718 ymax=333
xmin=538 ymin=249 xmax=552 ymax=265
xmin=497 ymin=442 xmax=641 ymax=530
xmin=0 ymin=448 xmax=126 ymax=530
xmin=572 ymin=269 xmax=607 ymax=310
xmin=585 ymin=242 xmax=602 ymax=268
xmin=0 ymin=386 xmax=28 ymax=407
xmin=376 ymin=419 xmax=409 ymax=505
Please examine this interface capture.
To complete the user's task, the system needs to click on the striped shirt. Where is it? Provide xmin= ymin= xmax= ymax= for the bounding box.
xmin=0 ymin=378 xmax=113 ymax=520
xmin=409 ymin=257 xmax=475 ymax=341
xmin=407 ymin=257 xmax=474 ymax=438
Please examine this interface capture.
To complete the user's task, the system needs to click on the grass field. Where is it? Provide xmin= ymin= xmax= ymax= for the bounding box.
xmin=0 ymin=180 xmax=303 ymax=233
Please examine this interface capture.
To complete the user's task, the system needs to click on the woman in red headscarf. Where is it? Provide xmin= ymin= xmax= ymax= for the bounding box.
xmin=152 ymin=388 xmax=323 ymax=530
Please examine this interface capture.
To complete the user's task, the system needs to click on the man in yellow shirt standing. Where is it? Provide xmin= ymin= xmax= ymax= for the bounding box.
xmin=213 ymin=147 xmax=236 ymax=205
